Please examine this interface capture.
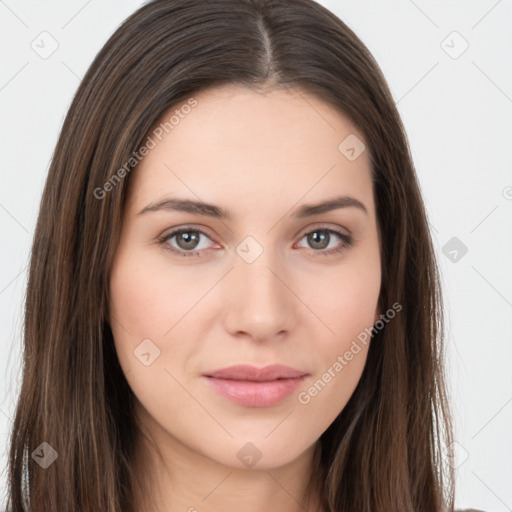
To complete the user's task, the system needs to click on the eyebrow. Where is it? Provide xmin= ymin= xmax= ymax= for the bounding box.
xmin=138 ymin=195 xmax=368 ymax=219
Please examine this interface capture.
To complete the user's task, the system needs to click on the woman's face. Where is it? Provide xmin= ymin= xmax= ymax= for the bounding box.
xmin=109 ymin=84 xmax=381 ymax=470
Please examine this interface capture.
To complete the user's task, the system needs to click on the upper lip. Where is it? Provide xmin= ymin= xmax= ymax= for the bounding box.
xmin=203 ymin=364 xmax=308 ymax=382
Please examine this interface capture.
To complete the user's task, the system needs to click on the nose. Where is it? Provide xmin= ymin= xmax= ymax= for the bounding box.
xmin=223 ymin=252 xmax=296 ymax=342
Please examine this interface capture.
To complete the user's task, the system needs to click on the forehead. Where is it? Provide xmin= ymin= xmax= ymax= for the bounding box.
xmin=126 ymin=84 xmax=373 ymax=218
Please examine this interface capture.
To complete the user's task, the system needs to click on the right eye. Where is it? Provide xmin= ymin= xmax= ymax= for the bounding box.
xmin=157 ymin=228 xmax=217 ymax=258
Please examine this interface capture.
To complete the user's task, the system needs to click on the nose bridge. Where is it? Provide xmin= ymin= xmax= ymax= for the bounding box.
xmin=224 ymin=236 xmax=294 ymax=338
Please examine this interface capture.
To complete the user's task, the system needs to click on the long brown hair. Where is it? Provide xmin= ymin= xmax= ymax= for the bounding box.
xmin=5 ymin=0 xmax=454 ymax=510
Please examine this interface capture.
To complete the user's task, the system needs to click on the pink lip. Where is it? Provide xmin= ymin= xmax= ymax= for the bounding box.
xmin=202 ymin=364 xmax=308 ymax=408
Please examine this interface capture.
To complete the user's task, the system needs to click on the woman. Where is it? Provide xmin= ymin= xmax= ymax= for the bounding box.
xmin=3 ymin=0 xmax=486 ymax=511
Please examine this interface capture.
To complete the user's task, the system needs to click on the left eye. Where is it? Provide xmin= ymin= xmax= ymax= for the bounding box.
xmin=296 ymin=228 xmax=351 ymax=253
xmin=158 ymin=227 xmax=352 ymax=258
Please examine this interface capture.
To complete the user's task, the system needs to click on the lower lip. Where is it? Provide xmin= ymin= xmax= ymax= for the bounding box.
xmin=203 ymin=375 xmax=307 ymax=407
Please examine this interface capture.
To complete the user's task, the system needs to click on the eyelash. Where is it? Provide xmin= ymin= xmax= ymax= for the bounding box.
xmin=157 ymin=225 xmax=353 ymax=258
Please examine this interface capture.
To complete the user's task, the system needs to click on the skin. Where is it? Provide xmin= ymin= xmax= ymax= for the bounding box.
xmin=108 ymin=84 xmax=382 ymax=512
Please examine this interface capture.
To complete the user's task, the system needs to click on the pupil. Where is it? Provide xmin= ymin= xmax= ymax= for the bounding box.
xmin=309 ymin=231 xmax=328 ymax=249
xmin=179 ymin=232 xmax=199 ymax=249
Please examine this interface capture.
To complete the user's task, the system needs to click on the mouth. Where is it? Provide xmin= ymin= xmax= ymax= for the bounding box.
xmin=203 ymin=364 xmax=308 ymax=381
xmin=202 ymin=364 xmax=309 ymax=407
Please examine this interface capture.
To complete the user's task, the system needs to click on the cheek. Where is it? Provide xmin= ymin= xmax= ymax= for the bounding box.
xmin=295 ymin=276 xmax=378 ymax=433
xmin=109 ymin=247 xmax=193 ymax=338
xmin=295 ymin=252 xmax=380 ymax=422
xmin=296 ymin=340 xmax=369 ymax=442
xmin=309 ymin=253 xmax=381 ymax=344
xmin=110 ymin=254 xmax=160 ymax=334
xmin=108 ymin=248 xmax=172 ymax=371
xmin=108 ymin=247 xmax=219 ymax=376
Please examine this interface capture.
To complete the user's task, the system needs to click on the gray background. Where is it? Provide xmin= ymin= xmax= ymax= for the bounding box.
xmin=1 ymin=0 xmax=511 ymax=510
